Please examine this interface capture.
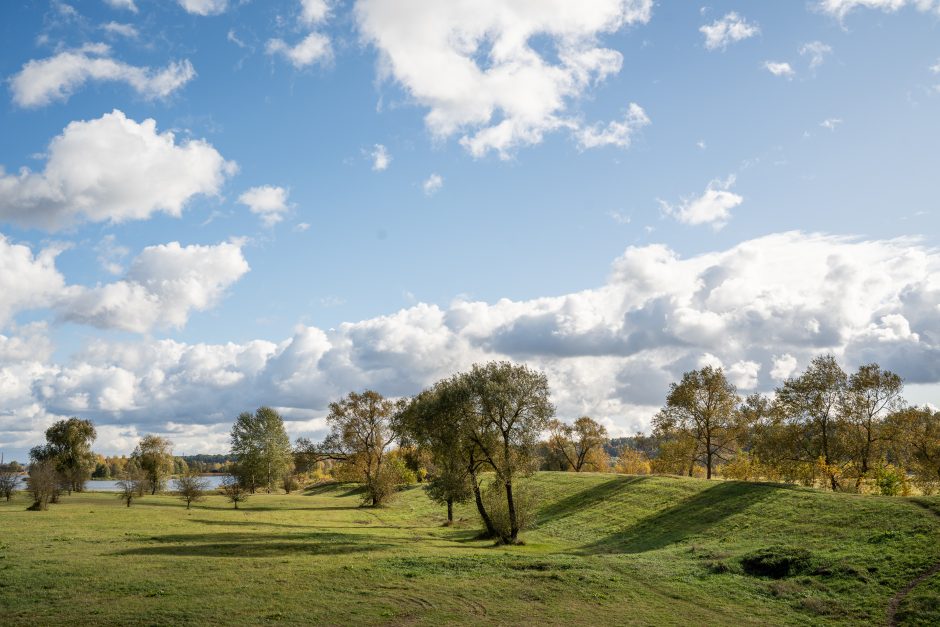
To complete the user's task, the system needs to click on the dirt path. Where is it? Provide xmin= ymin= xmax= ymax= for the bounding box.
xmin=886 ymin=500 xmax=940 ymax=626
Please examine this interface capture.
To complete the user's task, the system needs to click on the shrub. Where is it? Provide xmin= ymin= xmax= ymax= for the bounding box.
xmin=614 ymin=448 xmax=651 ymax=475
xmin=874 ymin=463 xmax=911 ymax=496
xmin=480 ymin=479 xmax=539 ymax=541
xmin=365 ymin=457 xmax=416 ymax=506
xmin=741 ymin=547 xmax=816 ymax=578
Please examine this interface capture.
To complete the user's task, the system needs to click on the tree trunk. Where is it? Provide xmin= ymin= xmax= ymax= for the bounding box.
xmin=470 ymin=469 xmax=497 ymax=538
xmin=705 ymin=431 xmax=713 ymax=479
xmin=446 ymin=499 xmax=453 ymax=524
xmin=505 ymin=480 xmax=518 ymax=543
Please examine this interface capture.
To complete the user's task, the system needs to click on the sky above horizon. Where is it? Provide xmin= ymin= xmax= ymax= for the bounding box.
xmin=1 ymin=0 xmax=939 ymax=461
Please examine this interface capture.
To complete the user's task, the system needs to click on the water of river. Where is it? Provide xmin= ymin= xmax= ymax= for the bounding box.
xmin=13 ymin=474 xmax=229 ymax=492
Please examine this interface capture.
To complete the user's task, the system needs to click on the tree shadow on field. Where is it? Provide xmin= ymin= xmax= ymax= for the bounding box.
xmin=582 ymin=481 xmax=782 ymax=554
xmin=113 ymin=530 xmax=391 ymax=558
xmin=190 ymin=519 xmax=310 ymax=529
xmin=303 ymin=482 xmax=365 ymax=498
xmin=537 ymin=476 xmax=649 ymax=524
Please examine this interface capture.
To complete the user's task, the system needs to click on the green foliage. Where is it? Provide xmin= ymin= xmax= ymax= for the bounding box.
xmin=653 ymin=366 xmax=740 ymax=480
xmin=30 ymin=417 xmax=97 ymax=493
xmin=874 ymin=463 xmax=910 ymax=496
xmin=132 ymin=434 xmax=174 ymax=495
xmin=230 ymin=407 xmax=294 ymax=493
xmin=173 ymin=470 xmax=210 ymax=509
xmin=317 ymin=390 xmax=400 ymax=506
xmin=0 ymin=463 xmax=18 ymax=501
xmin=25 ymin=459 xmax=58 ymax=511
xmin=220 ymin=475 xmax=249 ymax=509
xmin=115 ymin=465 xmax=147 ymax=508
xmin=480 ymin=477 xmax=539 ymax=541
xmin=546 ymin=416 xmax=609 ymax=472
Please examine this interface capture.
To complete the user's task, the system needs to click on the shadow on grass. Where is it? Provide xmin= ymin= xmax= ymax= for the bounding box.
xmin=303 ymin=482 xmax=366 ymax=498
xmin=189 ymin=519 xmax=311 ymax=529
xmin=582 ymin=481 xmax=782 ymax=554
xmin=537 ymin=476 xmax=649 ymax=524
xmin=189 ymin=518 xmax=425 ymax=531
xmin=113 ymin=530 xmax=391 ymax=558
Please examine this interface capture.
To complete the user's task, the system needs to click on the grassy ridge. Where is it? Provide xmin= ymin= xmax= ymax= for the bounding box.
xmin=1 ymin=473 xmax=938 ymax=625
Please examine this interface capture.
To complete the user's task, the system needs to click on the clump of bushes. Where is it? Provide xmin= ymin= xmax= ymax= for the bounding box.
xmin=480 ymin=479 xmax=539 ymax=542
xmin=741 ymin=546 xmax=816 ymax=578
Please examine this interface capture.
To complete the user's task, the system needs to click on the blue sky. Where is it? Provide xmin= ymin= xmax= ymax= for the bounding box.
xmin=0 ymin=0 xmax=938 ymax=459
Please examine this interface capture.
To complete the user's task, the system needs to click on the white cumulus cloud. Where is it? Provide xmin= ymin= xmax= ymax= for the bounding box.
xmin=104 ymin=0 xmax=138 ymax=12
xmin=576 ymin=103 xmax=650 ymax=150
xmin=101 ymin=22 xmax=139 ymax=38
xmin=371 ymin=144 xmax=391 ymax=171
xmin=817 ymin=0 xmax=939 ymax=20
xmin=9 ymin=44 xmax=194 ymax=108
xmin=800 ymin=41 xmax=832 ymax=70
xmin=178 ymin=0 xmax=228 ymax=16
xmin=300 ymin=0 xmax=331 ymax=24
xmin=423 ymin=173 xmax=443 ymax=196
xmin=659 ymin=176 xmax=742 ymax=230
xmin=763 ymin=61 xmax=795 ymax=78
xmin=700 ymin=12 xmax=760 ymax=51
xmin=266 ymin=32 xmax=332 ymax=68
xmin=0 ymin=236 xmax=66 ymax=327
xmin=60 ymin=240 xmax=249 ymax=333
xmin=355 ymin=0 xmax=653 ymax=158
xmin=238 ymin=185 xmax=291 ymax=227
xmin=0 ymin=110 xmax=235 ymax=230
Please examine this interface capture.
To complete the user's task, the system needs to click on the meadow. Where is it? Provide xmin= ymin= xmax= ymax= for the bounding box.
xmin=1 ymin=473 xmax=938 ymax=626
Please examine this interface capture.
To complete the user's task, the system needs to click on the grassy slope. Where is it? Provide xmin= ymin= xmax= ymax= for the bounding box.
xmin=1 ymin=473 xmax=938 ymax=626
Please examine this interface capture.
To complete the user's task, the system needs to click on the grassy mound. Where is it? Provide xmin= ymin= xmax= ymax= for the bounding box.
xmin=1 ymin=473 xmax=938 ymax=625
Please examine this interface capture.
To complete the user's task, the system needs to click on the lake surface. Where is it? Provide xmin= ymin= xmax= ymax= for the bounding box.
xmin=13 ymin=474 xmax=229 ymax=492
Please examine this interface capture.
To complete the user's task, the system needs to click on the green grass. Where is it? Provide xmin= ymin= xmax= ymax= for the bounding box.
xmin=1 ymin=473 xmax=938 ymax=625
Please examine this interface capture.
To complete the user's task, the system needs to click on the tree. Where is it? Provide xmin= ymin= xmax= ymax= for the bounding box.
xmin=546 ymin=416 xmax=609 ymax=472
xmin=174 ymin=470 xmax=210 ymax=509
xmin=116 ymin=465 xmax=146 ymax=507
xmin=230 ymin=407 xmax=294 ymax=493
xmin=463 ymin=361 xmax=554 ymax=543
xmin=0 ymin=453 xmax=19 ymax=501
xmin=26 ymin=459 xmax=59 ymax=511
xmin=652 ymin=366 xmax=740 ymax=480
xmin=132 ymin=435 xmax=175 ymax=495
xmin=774 ymin=355 xmax=848 ymax=490
xmin=887 ymin=406 xmax=940 ymax=494
xmin=397 ymin=383 xmax=474 ymax=525
xmin=282 ymin=473 xmax=299 ymax=494
xmin=33 ymin=418 xmax=97 ymax=494
xmin=614 ymin=447 xmax=651 ymax=475
xmin=312 ymin=391 xmax=401 ymax=506
xmin=221 ymin=475 xmax=249 ymax=509
xmin=843 ymin=364 xmax=903 ymax=488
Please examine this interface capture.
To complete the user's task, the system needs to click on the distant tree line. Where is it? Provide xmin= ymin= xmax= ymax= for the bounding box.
xmin=611 ymin=356 xmax=939 ymax=496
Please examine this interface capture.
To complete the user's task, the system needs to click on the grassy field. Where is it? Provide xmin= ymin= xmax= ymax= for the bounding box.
xmin=1 ymin=473 xmax=938 ymax=625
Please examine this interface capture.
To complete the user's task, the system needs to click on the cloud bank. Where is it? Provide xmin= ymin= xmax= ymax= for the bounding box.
xmin=1 ymin=231 xmax=938 ymax=456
